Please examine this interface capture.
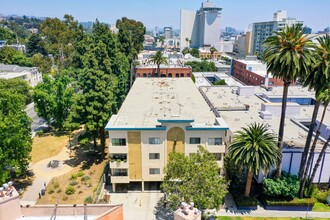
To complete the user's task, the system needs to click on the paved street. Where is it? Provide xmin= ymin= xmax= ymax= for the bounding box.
xmin=109 ymin=192 xmax=330 ymax=220
xmin=25 ymin=102 xmax=46 ymax=137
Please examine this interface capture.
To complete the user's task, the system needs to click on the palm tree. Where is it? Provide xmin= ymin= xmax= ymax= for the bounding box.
xmin=210 ymin=46 xmax=217 ymax=59
xmin=228 ymin=123 xmax=280 ymax=197
xmin=306 ymin=134 xmax=330 ymax=196
xmin=263 ymin=24 xmax=315 ymax=177
xmin=148 ymin=51 xmax=168 ymax=77
xmin=185 ymin=37 xmax=189 ymax=48
xmin=299 ymin=35 xmax=330 ymax=197
xmin=304 ymin=88 xmax=330 ymax=196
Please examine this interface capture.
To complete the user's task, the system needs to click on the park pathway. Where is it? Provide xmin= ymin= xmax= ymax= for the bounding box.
xmin=20 ymin=146 xmax=74 ymax=206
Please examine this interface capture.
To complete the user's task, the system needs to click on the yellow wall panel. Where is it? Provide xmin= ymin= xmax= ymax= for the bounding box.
xmin=128 ymin=131 xmax=142 ymax=180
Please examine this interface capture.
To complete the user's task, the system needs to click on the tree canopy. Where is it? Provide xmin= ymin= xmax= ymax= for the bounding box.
xmin=162 ymin=146 xmax=227 ymax=210
xmin=0 ymin=91 xmax=32 ymax=182
xmin=185 ymin=60 xmax=216 ymax=72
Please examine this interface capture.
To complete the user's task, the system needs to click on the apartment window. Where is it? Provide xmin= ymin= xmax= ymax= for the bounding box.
xmin=213 ymin=153 xmax=222 ymax=161
xmin=175 ymin=73 xmax=179 ymax=77
xmin=149 ymin=137 xmax=161 ymax=145
xmin=208 ymin=138 xmax=222 ymax=146
xmin=189 ymin=137 xmax=201 ymax=144
xmin=180 ymin=73 xmax=184 ymax=77
xmin=149 ymin=168 xmax=160 ymax=174
xmin=112 ymin=169 xmax=128 ymax=176
xmin=149 ymin=153 xmax=160 ymax=159
xmin=112 ymin=138 xmax=126 ymax=146
xmin=110 ymin=154 xmax=127 ymax=160
xmin=143 ymin=73 xmax=147 ymax=77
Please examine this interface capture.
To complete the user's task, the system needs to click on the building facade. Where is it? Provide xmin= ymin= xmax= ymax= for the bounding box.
xmin=180 ymin=1 xmax=222 ymax=50
xmin=106 ymin=78 xmax=229 ymax=192
xmin=231 ymin=57 xmax=283 ymax=86
xmin=251 ymin=10 xmax=303 ymax=55
xmin=0 ymin=64 xmax=43 ymax=87
xmin=135 ymin=66 xmax=192 ymax=78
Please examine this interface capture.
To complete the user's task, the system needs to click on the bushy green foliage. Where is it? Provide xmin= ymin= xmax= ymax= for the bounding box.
xmin=0 ymin=78 xmax=32 ymax=104
xmin=264 ymin=197 xmax=316 ymax=207
xmin=214 ymin=79 xmax=227 ymax=85
xmin=185 ymin=61 xmax=216 ymax=72
xmin=263 ymin=172 xmax=299 ymax=199
xmin=81 ymin=176 xmax=91 ymax=182
xmin=162 ymin=146 xmax=227 ymax=210
xmin=84 ymin=196 xmax=93 ymax=204
xmin=65 ymin=185 xmax=75 ymax=195
xmin=77 ymin=170 xmax=85 ymax=177
xmin=70 ymin=173 xmax=78 ymax=180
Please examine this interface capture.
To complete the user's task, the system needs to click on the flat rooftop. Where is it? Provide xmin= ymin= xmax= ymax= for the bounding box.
xmin=106 ymin=78 xmax=228 ymax=130
xmin=201 ymin=85 xmax=330 ymax=150
xmin=194 ymin=72 xmax=244 ymax=88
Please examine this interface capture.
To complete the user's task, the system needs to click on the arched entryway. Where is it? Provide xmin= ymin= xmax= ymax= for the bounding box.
xmin=166 ymin=127 xmax=185 ymax=155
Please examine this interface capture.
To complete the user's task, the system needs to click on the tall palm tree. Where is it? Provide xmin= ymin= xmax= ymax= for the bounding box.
xmin=148 ymin=51 xmax=168 ymax=77
xmin=306 ymin=134 xmax=330 ymax=196
xmin=210 ymin=46 xmax=217 ymax=59
xmin=263 ymin=24 xmax=315 ymax=177
xmin=299 ymin=35 xmax=330 ymax=197
xmin=228 ymin=123 xmax=280 ymax=197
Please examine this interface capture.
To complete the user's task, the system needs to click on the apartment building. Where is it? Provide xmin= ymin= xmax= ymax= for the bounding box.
xmin=251 ymin=10 xmax=303 ymax=55
xmin=105 ymin=78 xmax=229 ymax=192
xmin=231 ymin=56 xmax=283 ymax=86
xmin=0 ymin=64 xmax=42 ymax=87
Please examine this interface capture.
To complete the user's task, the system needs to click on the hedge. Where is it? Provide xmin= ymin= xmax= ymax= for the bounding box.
xmin=264 ymin=197 xmax=316 ymax=207
xmin=232 ymin=192 xmax=259 ymax=207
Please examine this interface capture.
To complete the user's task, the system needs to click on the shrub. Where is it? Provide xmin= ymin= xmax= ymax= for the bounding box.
xmin=69 ymin=180 xmax=78 ymax=186
xmin=36 ymin=130 xmax=44 ymax=136
xmin=48 ymin=188 xmax=55 ymax=194
xmin=314 ymin=191 xmax=329 ymax=203
xmin=81 ymin=176 xmax=91 ymax=182
xmin=62 ymin=196 xmax=68 ymax=201
xmin=84 ymin=196 xmax=93 ymax=204
xmin=70 ymin=173 xmax=78 ymax=180
xmin=78 ymin=190 xmax=83 ymax=194
xmin=77 ymin=170 xmax=85 ymax=177
xmin=263 ymin=172 xmax=299 ymax=199
xmin=264 ymin=197 xmax=316 ymax=207
xmin=56 ymin=188 xmax=62 ymax=193
xmin=53 ymin=181 xmax=60 ymax=189
xmin=65 ymin=186 xmax=75 ymax=195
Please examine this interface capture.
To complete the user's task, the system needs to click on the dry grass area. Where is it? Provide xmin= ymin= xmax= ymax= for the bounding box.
xmin=31 ymin=132 xmax=69 ymax=163
xmin=37 ymin=141 xmax=108 ymax=205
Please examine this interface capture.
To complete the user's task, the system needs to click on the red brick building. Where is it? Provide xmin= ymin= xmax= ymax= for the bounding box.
xmin=231 ymin=59 xmax=283 ymax=86
xmin=135 ymin=66 xmax=192 ymax=78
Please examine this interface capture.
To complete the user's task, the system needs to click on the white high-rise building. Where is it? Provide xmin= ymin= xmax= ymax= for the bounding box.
xmin=180 ymin=1 xmax=222 ymax=50
xmin=251 ymin=10 xmax=303 ymax=56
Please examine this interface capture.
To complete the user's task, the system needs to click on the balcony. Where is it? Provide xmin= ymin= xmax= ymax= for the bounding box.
xmin=109 ymin=160 xmax=129 ymax=169
xmin=109 ymin=146 xmax=128 ymax=154
xmin=111 ymin=176 xmax=130 ymax=184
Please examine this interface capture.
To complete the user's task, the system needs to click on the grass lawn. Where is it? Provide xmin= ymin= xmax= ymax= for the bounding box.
xmin=313 ymin=202 xmax=330 ymax=212
xmin=31 ymin=132 xmax=70 ymax=163
xmin=217 ymin=217 xmax=330 ymax=220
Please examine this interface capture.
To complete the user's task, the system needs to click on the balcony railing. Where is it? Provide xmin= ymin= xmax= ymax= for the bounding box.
xmin=109 ymin=160 xmax=129 ymax=169
xmin=111 ymin=176 xmax=129 ymax=183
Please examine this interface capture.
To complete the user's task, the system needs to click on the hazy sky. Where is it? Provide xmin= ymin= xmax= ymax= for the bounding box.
xmin=1 ymin=0 xmax=329 ymax=31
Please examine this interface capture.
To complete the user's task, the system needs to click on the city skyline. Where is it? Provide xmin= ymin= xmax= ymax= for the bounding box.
xmin=1 ymin=0 xmax=329 ymax=32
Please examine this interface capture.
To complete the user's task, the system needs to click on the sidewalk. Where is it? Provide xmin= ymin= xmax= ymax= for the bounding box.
xmin=20 ymin=146 xmax=74 ymax=206
xmin=217 ymin=193 xmax=330 ymax=219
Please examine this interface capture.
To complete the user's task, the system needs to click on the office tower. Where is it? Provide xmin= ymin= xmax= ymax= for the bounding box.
xmin=251 ymin=10 xmax=303 ymax=56
xmin=164 ymin=27 xmax=172 ymax=39
xmin=180 ymin=1 xmax=222 ymax=50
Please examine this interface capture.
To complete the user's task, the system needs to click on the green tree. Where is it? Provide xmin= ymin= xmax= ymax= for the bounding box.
xmin=116 ymin=17 xmax=146 ymax=61
xmin=0 ymin=27 xmax=16 ymax=44
xmin=182 ymin=47 xmax=190 ymax=56
xmin=33 ymin=73 xmax=73 ymax=130
xmin=148 ymin=51 xmax=168 ymax=77
xmin=11 ymin=52 xmax=33 ymax=67
xmin=0 ymin=46 xmax=19 ymax=64
xmin=210 ymin=46 xmax=217 ymax=59
xmin=185 ymin=61 xmax=216 ymax=72
xmin=33 ymin=75 xmax=55 ymax=128
xmin=0 ymin=91 xmax=32 ymax=182
xmin=299 ymin=35 xmax=330 ymax=197
xmin=162 ymin=146 xmax=227 ymax=210
xmin=228 ymin=123 xmax=280 ymax=197
xmin=263 ymin=24 xmax=315 ymax=177
xmin=32 ymin=53 xmax=53 ymax=74
xmin=190 ymin=48 xmax=199 ymax=58
xmin=26 ymin=33 xmax=47 ymax=57
xmin=0 ymin=78 xmax=32 ymax=104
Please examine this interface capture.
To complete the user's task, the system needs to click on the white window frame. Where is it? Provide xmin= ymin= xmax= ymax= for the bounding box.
xmin=149 ymin=137 xmax=161 ymax=145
